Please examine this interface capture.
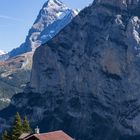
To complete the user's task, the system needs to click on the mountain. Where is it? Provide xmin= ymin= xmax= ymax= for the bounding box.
xmin=0 ymin=50 xmax=5 ymax=55
xmin=2 ymin=0 xmax=140 ymax=140
xmin=0 ymin=51 xmax=8 ymax=61
xmin=3 ymin=0 xmax=78 ymax=59
xmin=0 ymin=0 xmax=77 ymax=110
xmin=0 ymin=52 xmax=32 ymax=110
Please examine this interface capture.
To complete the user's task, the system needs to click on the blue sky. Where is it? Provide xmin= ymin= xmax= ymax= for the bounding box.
xmin=0 ymin=0 xmax=93 ymax=52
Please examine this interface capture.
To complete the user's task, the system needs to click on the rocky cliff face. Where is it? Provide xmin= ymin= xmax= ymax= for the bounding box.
xmin=2 ymin=0 xmax=140 ymax=140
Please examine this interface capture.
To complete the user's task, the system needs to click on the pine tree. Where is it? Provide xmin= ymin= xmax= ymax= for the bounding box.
xmin=2 ymin=130 xmax=10 ymax=140
xmin=11 ymin=112 xmax=23 ymax=140
xmin=22 ymin=116 xmax=32 ymax=133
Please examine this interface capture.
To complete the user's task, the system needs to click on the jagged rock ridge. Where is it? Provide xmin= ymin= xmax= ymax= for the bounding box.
xmin=2 ymin=0 xmax=140 ymax=140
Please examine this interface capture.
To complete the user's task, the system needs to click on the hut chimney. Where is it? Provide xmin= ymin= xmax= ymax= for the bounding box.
xmin=35 ymin=126 xmax=40 ymax=134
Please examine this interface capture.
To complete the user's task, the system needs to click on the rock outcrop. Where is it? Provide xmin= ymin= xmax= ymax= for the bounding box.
xmin=2 ymin=0 xmax=140 ymax=140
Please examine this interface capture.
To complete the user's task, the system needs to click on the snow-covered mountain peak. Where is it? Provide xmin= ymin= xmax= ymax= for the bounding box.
xmin=45 ymin=0 xmax=64 ymax=7
xmin=1 ymin=0 xmax=78 ymax=59
xmin=43 ymin=0 xmax=64 ymax=12
xmin=39 ymin=0 xmax=71 ymax=22
xmin=0 ymin=50 xmax=6 ymax=55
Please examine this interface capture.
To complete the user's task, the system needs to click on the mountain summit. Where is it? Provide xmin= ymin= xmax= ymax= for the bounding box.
xmin=4 ymin=0 xmax=78 ymax=59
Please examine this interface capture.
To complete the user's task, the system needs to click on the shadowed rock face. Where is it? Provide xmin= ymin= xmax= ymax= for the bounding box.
xmin=2 ymin=0 xmax=140 ymax=140
xmin=95 ymin=0 xmax=140 ymax=9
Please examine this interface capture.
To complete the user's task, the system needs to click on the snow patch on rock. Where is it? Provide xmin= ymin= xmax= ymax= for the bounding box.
xmin=0 ymin=50 xmax=6 ymax=55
